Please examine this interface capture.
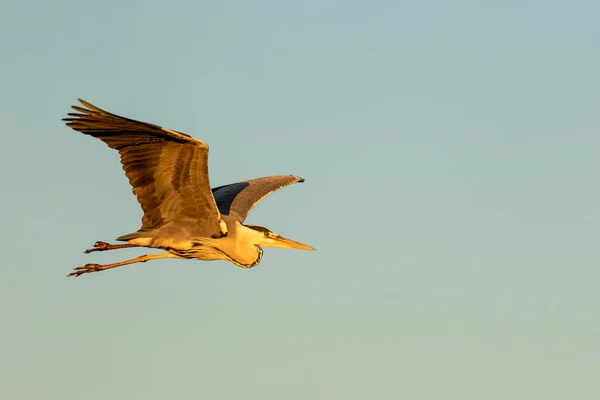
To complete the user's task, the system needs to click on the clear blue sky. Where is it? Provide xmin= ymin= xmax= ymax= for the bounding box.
xmin=2 ymin=1 xmax=600 ymax=398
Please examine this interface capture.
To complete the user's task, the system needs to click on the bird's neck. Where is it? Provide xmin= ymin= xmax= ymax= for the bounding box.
xmin=231 ymin=246 xmax=263 ymax=269
xmin=225 ymin=222 xmax=264 ymax=268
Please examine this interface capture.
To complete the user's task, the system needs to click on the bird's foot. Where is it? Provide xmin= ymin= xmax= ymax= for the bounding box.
xmin=68 ymin=263 xmax=104 ymax=277
xmin=84 ymin=241 xmax=110 ymax=254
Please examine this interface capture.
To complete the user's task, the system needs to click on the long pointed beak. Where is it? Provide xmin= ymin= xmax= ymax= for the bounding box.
xmin=274 ymin=236 xmax=316 ymax=251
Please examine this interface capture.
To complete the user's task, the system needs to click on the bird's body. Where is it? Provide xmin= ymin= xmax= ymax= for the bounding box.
xmin=122 ymin=216 xmax=265 ymax=267
xmin=63 ymin=99 xmax=315 ymax=277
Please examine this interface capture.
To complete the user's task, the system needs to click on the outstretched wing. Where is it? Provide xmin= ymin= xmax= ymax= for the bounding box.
xmin=64 ymin=99 xmax=226 ymax=238
xmin=211 ymin=175 xmax=305 ymax=222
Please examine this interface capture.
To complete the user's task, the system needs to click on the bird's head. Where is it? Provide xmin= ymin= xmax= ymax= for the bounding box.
xmin=245 ymin=225 xmax=316 ymax=251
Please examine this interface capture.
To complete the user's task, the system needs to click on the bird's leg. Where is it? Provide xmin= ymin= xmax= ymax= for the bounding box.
xmin=68 ymin=253 xmax=181 ymax=278
xmin=84 ymin=241 xmax=140 ymax=254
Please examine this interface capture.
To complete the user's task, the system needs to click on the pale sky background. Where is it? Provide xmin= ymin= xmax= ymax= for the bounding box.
xmin=2 ymin=1 xmax=600 ymax=399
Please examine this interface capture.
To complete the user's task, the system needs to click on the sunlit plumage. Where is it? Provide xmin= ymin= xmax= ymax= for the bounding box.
xmin=63 ymin=99 xmax=315 ymax=277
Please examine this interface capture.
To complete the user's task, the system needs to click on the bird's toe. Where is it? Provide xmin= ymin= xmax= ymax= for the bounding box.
xmin=84 ymin=241 xmax=109 ymax=253
xmin=68 ymin=263 xmax=101 ymax=277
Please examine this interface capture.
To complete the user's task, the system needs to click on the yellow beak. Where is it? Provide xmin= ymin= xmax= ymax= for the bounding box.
xmin=273 ymin=236 xmax=316 ymax=251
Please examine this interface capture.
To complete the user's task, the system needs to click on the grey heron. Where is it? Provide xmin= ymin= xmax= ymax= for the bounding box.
xmin=63 ymin=99 xmax=315 ymax=277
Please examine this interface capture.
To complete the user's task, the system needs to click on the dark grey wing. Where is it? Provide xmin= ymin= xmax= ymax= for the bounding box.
xmin=64 ymin=99 xmax=226 ymax=237
xmin=212 ymin=175 xmax=305 ymax=222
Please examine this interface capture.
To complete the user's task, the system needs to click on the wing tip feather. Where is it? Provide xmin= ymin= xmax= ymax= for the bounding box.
xmin=290 ymin=175 xmax=305 ymax=183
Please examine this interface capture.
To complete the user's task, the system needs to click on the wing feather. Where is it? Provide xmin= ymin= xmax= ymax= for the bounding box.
xmin=63 ymin=99 xmax=226 ymax=237
xmin=212 ymin=175 xmax=305 ymax=222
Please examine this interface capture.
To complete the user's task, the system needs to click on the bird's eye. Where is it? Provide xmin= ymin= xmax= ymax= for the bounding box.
xmin=264 ymin=232 xmax=269 ymax=237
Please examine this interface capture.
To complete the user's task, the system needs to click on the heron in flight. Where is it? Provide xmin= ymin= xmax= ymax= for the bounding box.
xmin=63 ymin=99 xmax=315 ymax=277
